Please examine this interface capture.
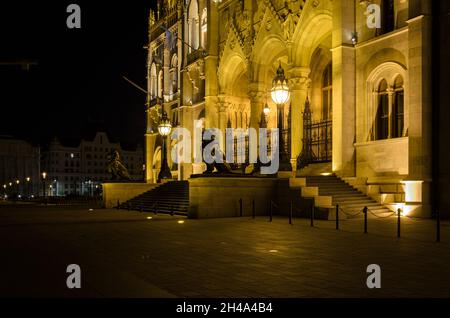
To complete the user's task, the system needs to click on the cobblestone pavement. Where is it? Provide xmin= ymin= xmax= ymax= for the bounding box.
xmin=0 ymin=204 xmax=449 ymax=298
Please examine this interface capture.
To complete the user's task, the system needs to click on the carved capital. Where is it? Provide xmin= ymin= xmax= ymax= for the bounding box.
xmin=288 ymin=76 xmax=311 ymax=91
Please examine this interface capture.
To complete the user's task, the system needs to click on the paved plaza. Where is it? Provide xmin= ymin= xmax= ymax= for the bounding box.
xmin=0 ymin=203 xmax=449 ymax=298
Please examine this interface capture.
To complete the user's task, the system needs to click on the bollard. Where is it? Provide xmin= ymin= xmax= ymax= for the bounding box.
xmin=363 ymin=206 xmax=368 ymax=234
xmin=239 ymin=198 xmax=243 ymax=217
xmin=117 ymin=200 xmax=120 ymax=209
xmin=397 ymin=208 xmax=401 ymax=238
xmin=289 ymin=201 xmax=293 ymax=225
xmin=269 ymin=201 xmax=273 ymax=222
xmin=336 ymin=204 xmax=339 ymax=230
xmin=310 ymin=204 xmax=314 ymax=227
xmin=437 ymin=209 xmax=441 ymax=243
xmin=252 ymin=199 xmax=255 ymax=219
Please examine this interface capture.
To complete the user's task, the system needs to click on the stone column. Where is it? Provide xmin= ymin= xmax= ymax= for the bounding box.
xmin=163 ymin=35 xmax=171 ymax=100
xmin=248 ymin=87 xmax=265 ymax=132
xmin=288 ymin=67 xmax=311 ymax=175
xmin=405 ymin=5 xmax=433 ymax=217
xmin=332 ymin=0 xmax=356 ymax=177
xmin=204 ymin=1 xmax=219 ymax=130
xmin=387 ymin=86 xmax=394 ymax=139
xmin=217 ymin=95 xmax=229 ymax=149
xmin=145 ymin=133 xmax=158 ymax=183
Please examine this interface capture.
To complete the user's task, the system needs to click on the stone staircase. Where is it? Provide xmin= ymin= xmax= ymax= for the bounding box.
xmin=304 ymin=175 xmax=392 ymax=218
xmin=119 ymin=181 xmax=189 ymax=216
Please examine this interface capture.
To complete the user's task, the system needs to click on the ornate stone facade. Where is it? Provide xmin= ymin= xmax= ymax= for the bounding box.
xmin=146 ymin=0 xmax=436 ymax=217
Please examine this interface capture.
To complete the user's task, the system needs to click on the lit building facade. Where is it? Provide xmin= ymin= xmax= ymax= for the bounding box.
xmin=42 ymin=132 xmax=144 ymax=196
xmin=145 ymin=0 xmax=445 ymax=217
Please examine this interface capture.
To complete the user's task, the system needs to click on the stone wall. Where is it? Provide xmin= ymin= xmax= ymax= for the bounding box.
xmin=188 ymin=177 xmax=278 ymax=218
xmin=102 ymin=183 xmax=158 ymax=209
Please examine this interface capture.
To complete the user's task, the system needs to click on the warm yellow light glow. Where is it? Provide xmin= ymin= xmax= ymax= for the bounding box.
xmin=263 ymin=103 xmax=270 ymax=116
xmin=269 ymin=249 xmax=278 ymax=253
xmin=9 ymin=182 xmax=12 ymax=186
xmin=2 ymin=184 xmax=6 ymax=189
xmin=271 ymin=83 xmax=290 ymax=105
xmin=321 ymin=173 xmax=332 ymax=176
xmin=271 ymin=63 xmax=290 ymax=105
xmin=89 ymin=209 xmax=94 ymax=212
xmin=158 ymin=116 xmax=172 ymax=136
xmin=401 ymin=180 xmax=423 ymax=203
xmin=26 ymin=177 xmax=30 ymax=182
xmin=42 ymin=172 xmax=47 ymax=179
xmin=16 ymin=180 xmax=19 ymax=184
xmin=146 ymin=216 xmax=153 ymax=220
xmin=177 ymin=220 xmax=185 ymax=224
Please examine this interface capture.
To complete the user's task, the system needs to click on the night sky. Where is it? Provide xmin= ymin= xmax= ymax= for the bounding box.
xmin=0 ymin=1 xmax=156 ymax=146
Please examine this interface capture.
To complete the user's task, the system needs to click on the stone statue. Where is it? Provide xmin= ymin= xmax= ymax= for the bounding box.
xmin=202 ymin=136 xmax=232 ymax=174
xmin=107 ymin=150 xmax=131 ymax=181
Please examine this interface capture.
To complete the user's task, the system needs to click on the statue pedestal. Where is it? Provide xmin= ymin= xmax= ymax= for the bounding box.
xmin=102 ymin=182 xmax=158 ymax=208
xmin=188 ymin=176 xmax=278 ymax=218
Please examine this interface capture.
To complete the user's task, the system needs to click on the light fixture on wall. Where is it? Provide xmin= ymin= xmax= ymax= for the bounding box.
xmin=271 ymin=62 xmax=290 ymax=106
xmin=351 ymin=32 xmax=358 ymax=45
xmin=263 ymin=103 xmax=271 ymax=116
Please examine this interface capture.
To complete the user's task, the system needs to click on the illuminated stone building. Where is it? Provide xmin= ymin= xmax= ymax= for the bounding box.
xmin=42 ymin=132 xmax=144 ymax=196
xmin=143 ymin=0 xmax=447 ymax=218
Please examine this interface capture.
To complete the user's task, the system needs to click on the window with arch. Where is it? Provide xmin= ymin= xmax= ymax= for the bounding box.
xmin=150 ymin=63 xmax=157 ymax=99
xmin=187 ymin=0 xmax=199 ymax=53
xmin=170 ymin=54 xmax=178 ymax=96
xmin=322 ymin=63 xmax=332 ymax=120
xmin=368 ymin=62 xmax=407 ymax=142
xmin=158 ymin=70 xmax=163 ymax=99
xmin=392 ymin=75 xmax=404 ymax=138
xmin=201 ymin=8 xmax=207 ymax=49
xmin=376 ymin=79 xmax=389 ymax=140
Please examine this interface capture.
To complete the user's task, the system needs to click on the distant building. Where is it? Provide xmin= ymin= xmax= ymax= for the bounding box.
xmin=0 ymin=136 xmax=40 ymax=198
xmin=41 ymin=132 xmax=144 ymax=197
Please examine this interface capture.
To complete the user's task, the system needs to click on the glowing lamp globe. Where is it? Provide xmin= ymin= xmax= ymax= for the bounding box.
xmin=158 ymin=112 xmax=172 ymax=137
xmin=263 ymin=103 xmax=270 ymax=116
xmin=271 ymin=63 xmax=290 ymax=105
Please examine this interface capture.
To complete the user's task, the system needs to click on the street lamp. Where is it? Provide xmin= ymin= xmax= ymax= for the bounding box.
xmin=26 ymin=177 xmax=31 ymax=199
xmin=157 ymin=106 xmax=173 ymax=183
xmin=42 ymin=172 xmax=47 ymax=200
xmin=15 ymin=180 xmax=20 ymax=199
xmin=271 ymin=62 xmax=290 ymax=161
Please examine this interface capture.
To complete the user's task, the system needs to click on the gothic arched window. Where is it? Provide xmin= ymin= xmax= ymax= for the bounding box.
xmin=158 ymin=70 xmax=163 ymax=99
xmin=170 ymin=54 xmax=178 ymax=96
xmin=376 ymin=79 xmax=389 ymax=140
xmin=188 ymin=0 xmax=199 ymax=53
xmin=201 ymin=8 xmax=208 ymax=49
xmin=392 ymin=76 xmax=404 ymax=138
xmin=150 ymin=63 xmax=157 ymax=99
xmin=322 ymin=63 xmax=332 ymax=120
